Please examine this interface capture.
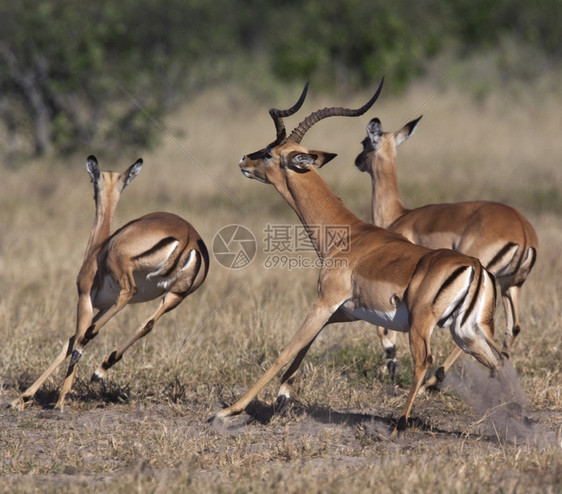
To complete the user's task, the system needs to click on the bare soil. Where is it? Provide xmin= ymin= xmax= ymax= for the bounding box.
xmin=2 ymin=359 xmax=561 ymax=493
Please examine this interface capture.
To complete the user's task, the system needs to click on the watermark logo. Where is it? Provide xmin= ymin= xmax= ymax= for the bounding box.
xmin=212 ymin=223 xmax=349 ymax=270
xmin=263 ymin=224 xmax=349 ymax=270
xmin=212 ymin=224 xmax=257 ymax=269
xmin=264 ymin=224 xmax=350 ymax=254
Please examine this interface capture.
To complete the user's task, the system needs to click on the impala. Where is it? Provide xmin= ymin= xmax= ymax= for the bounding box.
xmin=11 ymin=156 xmax=209 ymax=410
xmin=355 ymin=117 xmax=537 ymax=387
xmin=214 ymin=80 xmax=505 ymax=435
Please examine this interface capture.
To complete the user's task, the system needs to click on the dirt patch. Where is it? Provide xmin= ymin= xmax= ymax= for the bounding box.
xmin=1 ymin=375 xmax=561 ymax=493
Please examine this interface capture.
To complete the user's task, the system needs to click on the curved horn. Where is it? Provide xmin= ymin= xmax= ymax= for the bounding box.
xmin=269 ymin=80 xmax=310 ymax=144
xmin=288 ymin=76 xmax=384 ymax=144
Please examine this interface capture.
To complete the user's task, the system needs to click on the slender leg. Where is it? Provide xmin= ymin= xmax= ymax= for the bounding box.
xmin=55 ymin=282 xmax=135 ymax=410
xmin=91 ymin=292 xmax=184 ymax=381
xmin=73 ymin=280 xmax=135 ymax=358
xmin=466 ymin=321 xmax=505 ymax=369
xmin=420 ymin=347 xmax=463 ymax=393
xmin=423 ymin=307 xmax=504 ymax=395
xmin=393 ymin=324 xmax=433 ymax=435
xmin=501 ymin=285 xmax=520 ymax=352
xmin=10 ymin=336 xmax=75 ymax=409
xmin=275 ymin=339 xmax=317 ymax=412
xmin=377 ymin=326 xmax=399 ymax=380
xmin=274 ymin=306 xmax=353 ymax=411
xmin=215 ymin=299 xmax=338 ymax=419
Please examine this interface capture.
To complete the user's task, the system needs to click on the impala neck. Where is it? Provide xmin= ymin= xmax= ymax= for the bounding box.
xmin=274 ymin=168 xmax=362 ymax=259
xmin=83 ymin=179 xmax=121 ymax=260
xmin=368 ymin=151 xmax=406 ymax=228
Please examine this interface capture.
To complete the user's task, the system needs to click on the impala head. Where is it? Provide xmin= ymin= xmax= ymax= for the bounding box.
xmin=240 ymin=78 xmax=385 ymax=185
xmin=86 ymin=155 xmax=143 ymax=204
xmin=355 ymin=116 xmax=422 ymax=173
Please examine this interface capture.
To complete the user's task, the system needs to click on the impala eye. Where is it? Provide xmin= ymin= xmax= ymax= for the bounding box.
xmin=264 ymin=150 xmax=272 ymax=160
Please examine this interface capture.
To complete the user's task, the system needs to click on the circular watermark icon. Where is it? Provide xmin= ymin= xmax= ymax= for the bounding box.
xmin=212 ymin=224 xmax=257 ymax=269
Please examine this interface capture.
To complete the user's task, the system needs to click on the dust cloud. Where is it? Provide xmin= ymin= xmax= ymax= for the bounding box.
xmin=443 ymin=358 xmax=559 ymax=448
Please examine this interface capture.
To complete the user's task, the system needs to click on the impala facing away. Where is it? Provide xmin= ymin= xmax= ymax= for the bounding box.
xmin=214 ymin=80 xmax=506 ymax=435
xmin=355 ymin=117 xmax=537 ymax=387
xmin=11 ymin=156 xmax=209 ymax=410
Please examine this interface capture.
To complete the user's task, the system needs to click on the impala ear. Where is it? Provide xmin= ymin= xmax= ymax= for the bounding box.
xmin=313 ymin=151 xmax=337 ymax=168
xmin=287 ymin=151 xmax=337 ymax=171
xmin=123 ymin=158 xmax=143 ymax=189
xmin=366 ymin=118 xmax=383 ymax=146
xmin=395 ymin=115 xmax=422 ymax=148
xmin=86 ymin=155 xmax=100 ymax=184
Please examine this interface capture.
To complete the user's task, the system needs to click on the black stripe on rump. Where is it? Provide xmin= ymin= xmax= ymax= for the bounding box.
xmin=432 ymin=266 xmax=470 ymax=306
xmin=461 ymin=265 xmax=483 ymax=326
xmin=486 ymin=242 xmax=518 ymax=273
xmin=515 ymin=246 xmax=537 ymax=287
xmin=132 ymin=237 xmax=180 ymax=278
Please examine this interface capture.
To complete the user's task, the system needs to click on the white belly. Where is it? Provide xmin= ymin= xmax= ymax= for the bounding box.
xmin=348 ymin=304 xmax=410 ymax=332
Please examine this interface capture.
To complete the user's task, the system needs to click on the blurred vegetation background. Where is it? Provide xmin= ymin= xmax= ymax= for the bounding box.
xmin=0 ymin=0 xmax=561 ymax=160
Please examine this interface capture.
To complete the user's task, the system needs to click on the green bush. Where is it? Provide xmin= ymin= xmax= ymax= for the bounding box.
xmin=1 ymin=0 xmax=561 ymax=159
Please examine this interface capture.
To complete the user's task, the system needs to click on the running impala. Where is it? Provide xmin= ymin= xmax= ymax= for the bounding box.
xmin=355 ymin=116 xmax=537 ymax=387
xmin=11 ymin=156 xmax=209 ymax=410
xmin=214 ymin=80 xmax=506 ymax=435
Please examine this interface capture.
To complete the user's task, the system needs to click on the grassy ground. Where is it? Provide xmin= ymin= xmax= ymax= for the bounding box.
xmin=1 ymin=78 xmax=561 ymax=493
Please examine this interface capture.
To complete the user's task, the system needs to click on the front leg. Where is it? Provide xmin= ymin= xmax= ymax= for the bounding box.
xmin=10 ymin=336 xmax=75 ymax=410
xmin=274 ymin=340 xmax=316 ymax=413
xmin=274 ymin=306 xmax=349 ymax=412
xmin=214 ymin=298 xmax=340 ymax=421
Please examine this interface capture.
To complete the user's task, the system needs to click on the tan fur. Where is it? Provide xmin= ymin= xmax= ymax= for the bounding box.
xmin=355 ymin=117 xmax=538 ymax=387
xmin=12 ymin=156 xmax=208 ymax=411
xmin=216 ymin=90 xmax=504 ymax=435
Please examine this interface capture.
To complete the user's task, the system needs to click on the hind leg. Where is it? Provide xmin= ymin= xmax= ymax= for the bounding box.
xmin=91 ymin=292 xmax=185 ymax=381
xmin=420 ymin=346 xmax=463 ymax=393
xmin=393 ymin=322 xmax=434 ymax=435
xmin=457 ymin=319 xmax=504 ymax=377
xmin=501 ymin=285 xmax=521 ymax=352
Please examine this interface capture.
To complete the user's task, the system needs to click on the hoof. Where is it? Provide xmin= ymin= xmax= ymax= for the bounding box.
xmin=90 ymin=369 xmax=106 ymax=383
xmin=424 ymin=383 xmax=442 ymax=394
xmin=274 ymin=394 xmax=291 ymax=415
xmin=396 ymin=415 xmax=408 ymax=432
xmin=69 ymin=349 xmax=83 ymax=366
xmin=435 ymin=366 xmax=445 ymax=382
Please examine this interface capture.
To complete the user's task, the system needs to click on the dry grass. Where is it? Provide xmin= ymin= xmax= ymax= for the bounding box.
xmin=1 ymin=78 xmax=561 ymax=493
